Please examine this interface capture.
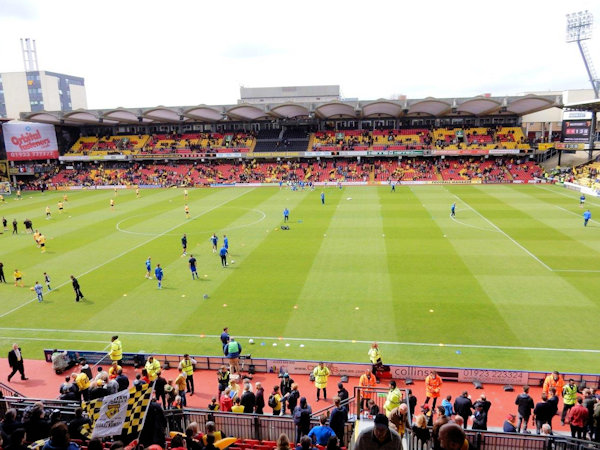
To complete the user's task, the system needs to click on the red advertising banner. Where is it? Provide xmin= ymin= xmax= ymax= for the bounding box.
xmin=2 ymin=121 xmax=59 ymax=161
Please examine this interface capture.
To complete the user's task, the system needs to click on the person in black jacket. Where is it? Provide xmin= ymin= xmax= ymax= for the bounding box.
xmin=68 ymin=407 xmax=91 ymax=441
xmin=139 ymin=400 xmax=167 ymax=448
xmin=515 ymin=385 xmax=534 ymax=433
xmin=293 ymin=397 xmax=312 ymax=443
xmin=471 ymin=403 xmax=488 ymax=430
xmin=7 ymin=344 xmax=27 ymax=382
xmin=329 ymin=397 xmax=348 ymax=446
xmin=240 ymin=383 xmax=256 ymax=413
xmin=280 ymin=374 xmax=294 ymax=414
xmin=534 ymin=393 xmax=552 ymax=435
xmin=71 ymin=275 xmax=84 ymax=302
xmin=453 ymin=391 xmax=473 ymax=429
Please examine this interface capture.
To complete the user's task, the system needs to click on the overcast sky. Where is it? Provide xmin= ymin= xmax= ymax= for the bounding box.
xmin=0 ymin=0 xmax=599 ymax=109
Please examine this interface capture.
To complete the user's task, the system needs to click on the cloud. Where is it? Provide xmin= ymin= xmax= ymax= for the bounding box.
xmin=222 ymin=43 xmax=285 ymax=59
xmin=0 ymin=0 xmax=38 ymax=21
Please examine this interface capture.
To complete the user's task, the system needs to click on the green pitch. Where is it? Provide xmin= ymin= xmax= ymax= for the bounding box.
xmin=0 ymin=184 xmax=598 ymax=373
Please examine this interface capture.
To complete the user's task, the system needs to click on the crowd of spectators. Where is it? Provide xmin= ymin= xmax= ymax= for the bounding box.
xmin=9 ymin=157 xmax=542 ymax=189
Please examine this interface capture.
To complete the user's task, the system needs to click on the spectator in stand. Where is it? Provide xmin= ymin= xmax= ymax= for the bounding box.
xmin=354 ymin=414 xmax=402 ymax=450
xmin=431 ymin=406 xmax=450 ymax=449
xmin=515 ymin=385 xmax=534 ymax=434
xmin=411 ymin=413 xmax=431 ymax=445
xmin=5 ymin=428 xmax=27 ymax=450
xmin=442 ymin=395 xmax=455 ymax=418
xmin=240 ymin=383 xmax=256 ymax=413
xmin=503 ymin=414 xmax=517 ymax=433
xmin=175 ymin=368 xmax=187 ymax=407
xmin=471 ymin=403 xmax=488 ymax=431
xmin=286 ymin=383 xmax=300 ymax=416
xmin=547 ymin=387 xmax=559 ymax=429
xmin=568 ymin=398 xmax=589 ymax=440
xmin=277 ymin=433 xmax=291 ymax=450
xmin=293 ymin=397 xmax=312 ymax=443
xmin=220 ymin=387 xmax=233 ymax=412
xmin=534 ymin=393 xmax=552 ymax=434
xmin=1 ymin=409 xmax=23 ymax=439
xmin=59 ymin=376 xmax=78 ymax=401
xmin=231 ymin=397 xmax=244 ymax=413
xmin=297 ymin=436 xmax=317 ymax=450
xmin=329 ymin=397 xmax=348 ymax=446
xmin=308 ymin=415 xmax=337 ymax=446
xmin=24 ymin=403 xmax=51 ymax=442
xmin=68 ymin=407 xmax=92 ymax=441
xmin=42 ymin=422 xmax=79 ymax=450
xmin=217 ymin=365 xmax=230 ymax=399
xmin=254 ymin=381 xmax=265 ymax=414
xmin=115 ymin=369 xmax=129 ymax=392
xmin=388 ymin=403 xmax=410 ymax=438
xmin=139 ymin=398 xmax=167 ymax=448
xmin=337 ymin=382 xmax=349 ymax=405
xmin=439 ymin=422 xmax=471 ymax=450
xmin=153 ymin=370 xmax=166 ymax=408
xmin=582 ymin=389 xmax=596 ymax=441
xmin=280 ymin=373 xmax=294 ymax=414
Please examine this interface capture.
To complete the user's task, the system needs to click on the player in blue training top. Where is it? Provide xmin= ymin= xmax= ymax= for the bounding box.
xmin=34 ymin=281 xmax=44 ymax=303
xmin=210 ymin=233 xmax=218 ymax=253
xmin=155 ymin=264 xmax=163 ymax=288
xmin=580 ymin=194 xmax=586 ymax=207
xmin=283 ymin=207 xmax=289 ymax=222
xmin=321 ymin=192 xmax=325 ymax=205
xmin=181 ymin=234 xmax=187 ymax=256
xmin=188 ymin=254 xmax=198 ymax=280
xmin=223 ymin=234 xmax=229 ymax=250
xmin=219 ymin=245 xmax=228 ymax=267
xmin=583 ymin=209 xmax=591 ymax=226
xmin=145 ymin=257 xmax=152 ymax=279
xmin=451 ymin=202 xmax=456 ymax=217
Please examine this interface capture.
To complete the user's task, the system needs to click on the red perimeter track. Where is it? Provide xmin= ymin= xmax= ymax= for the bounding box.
xmin=2 ymin=358 xmax=571 ymax=433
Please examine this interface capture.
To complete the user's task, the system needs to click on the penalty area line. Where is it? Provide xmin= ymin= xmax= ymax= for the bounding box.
xmin=0 ymin=327 xmax=597 ymax=354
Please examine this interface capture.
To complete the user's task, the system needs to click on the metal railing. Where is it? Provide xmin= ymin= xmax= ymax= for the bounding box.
xmin=404 ymin=427 xmax=600 ymax=450
xmin=163 ymin=409 xmax=355 ymax=445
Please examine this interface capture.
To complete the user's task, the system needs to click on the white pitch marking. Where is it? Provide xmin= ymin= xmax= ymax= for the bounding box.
xmin=0 ymin=189 xmax=254 ymax=320
xmin=450 ymin=215 xmax=498 ymax=233
xmin=0 ymin=327 xmax=598 ymax=354
xmin=538 ymin=185 xmax=600 ymax=207
xmin=451 ymin=193 xmax=552 ymax=271
xmin=554 ymin=205 xmax=600 ymax=225
xmin=116 ymin=207 xmax=266 ymax=236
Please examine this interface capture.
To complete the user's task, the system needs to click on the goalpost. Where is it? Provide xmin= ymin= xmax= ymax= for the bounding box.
xmin=0 ymin=181 xmax=11 ymax=195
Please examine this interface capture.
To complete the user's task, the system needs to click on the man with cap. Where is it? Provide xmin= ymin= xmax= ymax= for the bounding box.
xmin=354 ymin=413 xmax=402 ymax=450
xmin=383 ymin=380 xmax=402 ymax=417
xmin=280 ymin=373 xmax=294 ymax=414
xmin=503 ymin=414 xmax=517 ymax=433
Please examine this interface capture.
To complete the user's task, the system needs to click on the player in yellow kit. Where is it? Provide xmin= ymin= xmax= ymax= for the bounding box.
xmin=45 ymin=206 xmax=51 ymax=219
xmin=38 ymin=233 xmax=46 ymax=253
xmin=63 ymin=193 xmax=68 ymax=202
xmin=136 ymin=187 xmax=140 ymax=198
xmin=58 ymin=201 xmax=64 ymax=214
xmin=110 ymin=198 xmax=115 ymax=210
xmin=185 ymin=204 xmax=190 ymax=219
xmin=14 ymin=269 xmax=24 ymax=287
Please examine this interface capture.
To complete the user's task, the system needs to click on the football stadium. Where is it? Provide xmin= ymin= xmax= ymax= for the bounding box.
xmin=0 ymin=2 xmax=599 ymax=449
